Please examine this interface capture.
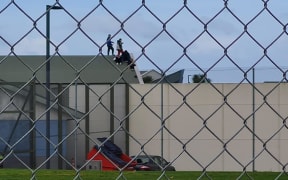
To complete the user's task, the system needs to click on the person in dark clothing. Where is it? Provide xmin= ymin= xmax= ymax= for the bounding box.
xmin=106 ymin=34 xmax=114 ymax=56
xmin=121 ymin=50 xmax=135 ymax=70
xmin=114 ymin=55 xmax=122 ymax=65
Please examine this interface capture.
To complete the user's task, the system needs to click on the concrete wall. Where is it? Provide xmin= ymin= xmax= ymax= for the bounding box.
xmin=129 ymin=83 xmax=288 ymax=171
xmin=65 ymin=83 xmax=288 ymax=171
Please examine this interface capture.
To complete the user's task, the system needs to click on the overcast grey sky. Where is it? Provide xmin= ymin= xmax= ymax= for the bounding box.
xmin=1 ymin=0 xmax=288 ymax=83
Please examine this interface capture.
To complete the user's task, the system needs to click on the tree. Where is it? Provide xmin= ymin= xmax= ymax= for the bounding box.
xmin=143 ymin=76 xmax=153 ymax=83
xmin=192 ymin=74 xmax=211 ymax=83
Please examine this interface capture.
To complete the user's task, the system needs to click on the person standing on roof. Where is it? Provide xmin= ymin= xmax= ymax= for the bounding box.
xmin=116 ymin=38 xmax=123 ymax=57
xmin=106 ymin=34 xmax=114 ymax=56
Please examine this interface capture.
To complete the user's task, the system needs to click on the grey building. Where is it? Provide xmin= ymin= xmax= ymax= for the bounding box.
xmin=0 ymin=55 xmax=141 ymax=169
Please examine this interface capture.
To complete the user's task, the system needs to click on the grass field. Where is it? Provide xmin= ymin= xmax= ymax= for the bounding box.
xmin=0 ymin=169 xmax=287 ymax=180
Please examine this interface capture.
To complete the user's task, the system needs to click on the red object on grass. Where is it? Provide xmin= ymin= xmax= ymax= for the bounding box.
xmin=86 ymin=138 xmax=137 ymax=171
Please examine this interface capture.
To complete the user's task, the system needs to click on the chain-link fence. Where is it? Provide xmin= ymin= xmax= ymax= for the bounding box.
xmin=1 ymin=0 xmax=288 ymax=179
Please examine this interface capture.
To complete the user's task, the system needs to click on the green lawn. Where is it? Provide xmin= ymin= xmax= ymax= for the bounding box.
xmin=0 ymin=169 xmax=287 ymax=180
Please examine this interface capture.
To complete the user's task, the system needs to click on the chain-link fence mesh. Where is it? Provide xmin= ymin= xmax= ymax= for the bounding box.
xmin=1 ymin=0 xmax=288 ymax=179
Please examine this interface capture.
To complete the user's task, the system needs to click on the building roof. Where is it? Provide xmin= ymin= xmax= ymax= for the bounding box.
xmin=0 ymin=55 xmax=140 ymax=84
xmin=152 ymin=69 xmax=184 ymax=83
xmin=141 ymin=69 xmax=162 ymax=81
